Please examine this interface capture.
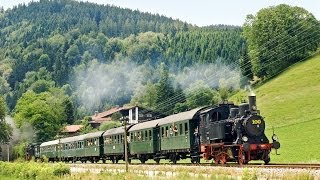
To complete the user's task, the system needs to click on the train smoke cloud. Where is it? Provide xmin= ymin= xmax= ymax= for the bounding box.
xmin=73 ymin=59 xmax=241 ymax=113
xmin=174 ymin=62 xmax=240 ymax=90
xmin=0 ymin=116 xmax=34 ymax=161
xmin=74 ymin=59 xmax=150 ymax=111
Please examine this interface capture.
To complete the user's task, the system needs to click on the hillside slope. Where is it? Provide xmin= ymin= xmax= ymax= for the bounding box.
xmin=255 ymin=53 xmax=320 ymax=163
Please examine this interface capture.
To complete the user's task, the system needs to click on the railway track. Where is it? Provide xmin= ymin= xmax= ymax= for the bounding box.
xmin=68 ymin=162 xmax=320 ymax=179
xmin=68 ymin=162 xmax=320 ymax=169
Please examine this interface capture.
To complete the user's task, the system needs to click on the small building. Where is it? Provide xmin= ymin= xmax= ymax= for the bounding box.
xmin=63 ymin=125 xmax=83 ymax=137
xmin=90 ymin=105 xmax=163 ymax=128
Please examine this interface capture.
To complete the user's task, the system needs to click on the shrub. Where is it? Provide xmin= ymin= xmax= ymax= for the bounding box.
xmin=53 ymin=163 xmax=71 ymax=176
xmin=0 ymin=161 xmax=70 ymax=179
xmin=42 ymin=155 xmax=48 ymax=163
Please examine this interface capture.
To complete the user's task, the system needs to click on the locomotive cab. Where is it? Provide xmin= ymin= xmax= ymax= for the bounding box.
xmin=199 ymin=105 xmax=233 ymax=144
xmin=26 ymin=143 xmax=40 ymax=161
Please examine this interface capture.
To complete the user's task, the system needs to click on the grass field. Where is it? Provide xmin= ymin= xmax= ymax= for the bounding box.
xmin=247 ymin=53 xmax=320 ymax=163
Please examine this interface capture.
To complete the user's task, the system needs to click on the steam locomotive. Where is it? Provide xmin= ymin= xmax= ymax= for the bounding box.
xmin=199 ymin=95 xmax=280 ymax=164
xmin=26 ymin=95 xmax=280 ymax=165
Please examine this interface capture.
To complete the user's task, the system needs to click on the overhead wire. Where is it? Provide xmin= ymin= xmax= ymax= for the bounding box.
xmin=128 ymin=22 xmax=320 ymax=120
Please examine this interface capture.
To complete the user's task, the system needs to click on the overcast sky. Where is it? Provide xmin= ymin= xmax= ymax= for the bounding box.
xmin=1 ymin=0 xmax=319 ymax=26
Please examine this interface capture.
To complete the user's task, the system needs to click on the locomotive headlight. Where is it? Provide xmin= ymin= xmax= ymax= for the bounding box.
xmin=242 ymin=136 xmax=248 ymax=142
xmin=272 ymin=134 xmax=278 ymax=141
xmin=252 ymin=105 xmax=257 ymax=111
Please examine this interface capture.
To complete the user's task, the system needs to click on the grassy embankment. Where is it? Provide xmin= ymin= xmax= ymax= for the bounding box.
xmin=234 ymin=53 xmax=320 ymax=163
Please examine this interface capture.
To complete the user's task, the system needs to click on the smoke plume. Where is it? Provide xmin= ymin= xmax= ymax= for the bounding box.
xmin=73 ymin=59 xmax=241 ymax=113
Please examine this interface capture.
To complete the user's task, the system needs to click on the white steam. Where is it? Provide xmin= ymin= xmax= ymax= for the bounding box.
xmin=74 ymin=59 xmax=150 ymax=110
xmin=0 ymin=116 xmax=34 ymax=161
xmin=245 ymin=85 xmax=256 ymax=96
xmin=174 ymin=63 xmax=240 ymax=90
xmin=73 ymin=59 xmax=241 ymax=112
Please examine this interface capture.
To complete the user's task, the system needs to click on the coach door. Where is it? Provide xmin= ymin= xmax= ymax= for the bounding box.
xmin=153 ymin=126 xmax=160 ymax=153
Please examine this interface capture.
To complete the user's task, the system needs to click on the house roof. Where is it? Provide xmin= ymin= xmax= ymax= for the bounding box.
xmin=91 ymin=105 xmax=138 ymax=122
xmin=63 ymin=125 xmax=83 ymax=133
xmin=91 ymin=107 xmax=123 ymax=121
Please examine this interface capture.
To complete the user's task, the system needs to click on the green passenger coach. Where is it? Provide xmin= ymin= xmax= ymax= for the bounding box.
xmin=83 ymin=131 xmax=104 ymax=163
xmin=128 ymin=119 xmax=162 ymax=163
xmin=60 ymin=134 xmax=86 ymax=162
xmin=128 ymin=108 xmax=203 ymax=164
xmin=102 ymin=126 xmax=132 ymax=163
xmin=40 ymin=140 xmax=59 ymax=161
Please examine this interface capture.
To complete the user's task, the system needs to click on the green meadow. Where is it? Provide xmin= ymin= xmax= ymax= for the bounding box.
xmin=251 ymin=53 xmax=320 ymax=163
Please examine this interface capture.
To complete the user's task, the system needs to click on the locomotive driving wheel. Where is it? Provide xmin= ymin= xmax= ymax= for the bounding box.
xmin=191 ymin=156 xmax=200 ymax=164
xmin=238 ymin=148 xmax=247 ymax=165
xmin=214 ymin=152 xmax=228 ymax=165
xmin=264 ymin=157 xmax=270 ymax=164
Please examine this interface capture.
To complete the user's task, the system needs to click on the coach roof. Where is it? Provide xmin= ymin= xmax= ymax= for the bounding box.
xmin=129 ymin=107 xmax=203 ymax=132
xmin=40 ymin=140 xmax=59 ymax=147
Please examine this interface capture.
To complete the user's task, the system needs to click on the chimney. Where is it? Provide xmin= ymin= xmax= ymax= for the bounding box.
xmin=248 ymin=95 xmax=257 ymax=111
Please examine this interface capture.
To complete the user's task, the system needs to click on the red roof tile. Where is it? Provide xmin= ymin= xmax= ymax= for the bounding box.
xmin=91 ymin=105 xmax=138 ymax=123
xmin=64 ymin=125 xmax=83 ymax=133
xmin=91 ymin=107 xmax=122 ymax=121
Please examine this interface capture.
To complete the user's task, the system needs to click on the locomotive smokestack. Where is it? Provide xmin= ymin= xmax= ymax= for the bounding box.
xmin=248 ymin=95 xmax=257 ymax=111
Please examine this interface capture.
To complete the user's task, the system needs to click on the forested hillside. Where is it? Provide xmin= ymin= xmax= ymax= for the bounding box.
xmin=0 ymin=0 xmax=244 ymax=142
xmin=2 ymin=1 xmax=318 ymax=144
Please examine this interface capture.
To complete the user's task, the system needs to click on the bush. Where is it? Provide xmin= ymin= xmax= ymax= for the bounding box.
xmin=42 ymin=155 xmax=48 ymax=163
xmin=0 ymin=161 xmax=70 ymax=179
xmin=99 ymin=121 xmax=121 ymax=131
xmin=242 ymin=168 xmax=257 ymax=180
xmin=53 ymin=163 xmax=70 ymax=176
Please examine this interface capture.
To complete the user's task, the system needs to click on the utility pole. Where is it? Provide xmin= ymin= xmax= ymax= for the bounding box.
xmin=59 ymin=137 xmax=61 ymax=162
xmin=121 ymin=116 xmax=129 ymax=172
xmin=124 ymin=118 xmax=129 ymax=172
xmin=7 ymin=143 xmax=9 ymax=162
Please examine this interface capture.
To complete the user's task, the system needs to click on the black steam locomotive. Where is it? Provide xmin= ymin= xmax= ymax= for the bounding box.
xmin=199 ymin=95 xmax=280 ymax=164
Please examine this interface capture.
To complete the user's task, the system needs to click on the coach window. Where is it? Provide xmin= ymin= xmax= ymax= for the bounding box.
xmin=136 ymin=132 xmax=140 ymax=141
xmin=165 ymin=126 xmax=169 ymax=138
xmin=145 ymin=131 xmax=148 ymax=141
xmin=185 ymin=122 xmax=188 ymax=135
xmin=149 ymin=130 xmax=152 ymax=140
xmin=130 ymin=133 xmax=133 ymax=142
xmin=141 ymin=131 xmax=144 ymax=141
xmin=206 ymin=114 xmax=210 ymax=124
xmin=212 ymin=111 xmax=221 ymax=122
xmin=161 ymin=127 xmax=164 ymax=138
xmin=179 ymin=124 xmax=183 ymax=135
